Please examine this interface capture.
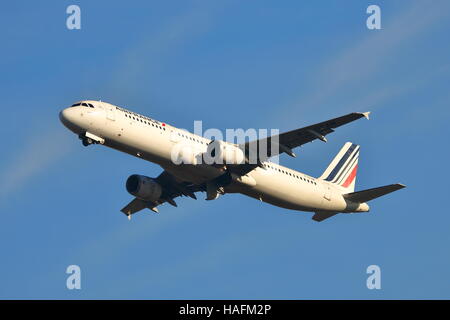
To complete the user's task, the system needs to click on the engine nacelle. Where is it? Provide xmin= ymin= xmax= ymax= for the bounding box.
xmin=204 ymin=140 xmax=245 ymax=165
xmin=125 ymin=174 xmax=162 ymax=201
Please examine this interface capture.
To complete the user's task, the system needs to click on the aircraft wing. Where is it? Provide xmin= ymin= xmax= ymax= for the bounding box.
xmin=155 ymin=170 xmax=203 ymax=200
xmin=243 ymin=112 xmax=370 ymax=161
xmin=120 ymin=170 xmax=203 ymax=217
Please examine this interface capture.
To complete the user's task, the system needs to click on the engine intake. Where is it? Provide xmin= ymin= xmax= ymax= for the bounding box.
xmin=126 ymin=174 xmax=162 ymax=201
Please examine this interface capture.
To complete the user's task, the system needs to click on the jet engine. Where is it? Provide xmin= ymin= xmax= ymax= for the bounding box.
xmin=205 ymin=140 xmax=246 ymax=165
xmin=125 ymin=174 xmax=162 ymax=201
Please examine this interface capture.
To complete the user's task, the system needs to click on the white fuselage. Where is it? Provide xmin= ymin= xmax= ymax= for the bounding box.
xmin=59 ymin=101 xmax=368 ymax=214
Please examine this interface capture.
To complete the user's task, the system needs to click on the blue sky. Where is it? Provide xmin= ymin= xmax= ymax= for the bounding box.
xmin=0 ymin=0 xmax=449 ymax=299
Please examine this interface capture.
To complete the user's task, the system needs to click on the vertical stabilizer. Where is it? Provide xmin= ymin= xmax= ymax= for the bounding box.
xmin=319 ymin=142 xmax=360 ymax=192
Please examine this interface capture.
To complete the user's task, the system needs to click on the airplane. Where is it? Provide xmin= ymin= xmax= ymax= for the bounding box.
xmin=59 ymin=100 xmax=405 ymax=222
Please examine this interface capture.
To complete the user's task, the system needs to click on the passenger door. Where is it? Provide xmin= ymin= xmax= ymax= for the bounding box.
xmin=105 ymin=103 xmax=115 ymax=121
xmin=323 ymin=184 xmax=331 ymax=201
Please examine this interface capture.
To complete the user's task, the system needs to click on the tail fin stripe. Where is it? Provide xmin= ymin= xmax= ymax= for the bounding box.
xmin=332 ymin=147 xmax=360 ymax=184
xmin=341 ymin=164 xmax=358 ymax=187
xmin=334 ymin=150 xmax=359 ymax=184
xmin=325 ymin=143 xmax=358 ymax=181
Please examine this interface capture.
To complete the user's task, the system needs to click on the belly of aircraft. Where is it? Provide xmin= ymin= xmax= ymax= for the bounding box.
xmin=161 ymin=163 xmax=226 ymax=185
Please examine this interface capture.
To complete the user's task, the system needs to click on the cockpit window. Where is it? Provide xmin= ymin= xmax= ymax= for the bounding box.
xmin=71 ymin=102 xmax=94 ymax=108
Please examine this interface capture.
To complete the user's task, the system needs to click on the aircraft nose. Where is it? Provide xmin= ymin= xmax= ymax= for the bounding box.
xmin=59 ymin=108 xmax=72 ymax=125
xmin=59 ymin=107 xmax=81 ymax=131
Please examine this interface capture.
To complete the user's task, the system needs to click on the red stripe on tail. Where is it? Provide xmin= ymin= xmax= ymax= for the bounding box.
xmin=342 ymin=165 xmax=358 ymax=188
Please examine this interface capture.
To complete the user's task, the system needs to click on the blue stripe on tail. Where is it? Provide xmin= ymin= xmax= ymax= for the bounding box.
xmin=325 ymin=143 xmax=357 ymax=181
xmin=333 ymin=146 xmax=359 ymax=184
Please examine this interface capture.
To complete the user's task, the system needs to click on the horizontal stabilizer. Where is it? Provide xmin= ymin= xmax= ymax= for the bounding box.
xmin=343 ymin=183 xmax=406 ymax=203
xmin=312 ymin=211 xmax=339 ymax=222
xmin=121 ymin=198 xmax=147 ymax=215
xmin=121 ymin=198 xmax=159 ymax=216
